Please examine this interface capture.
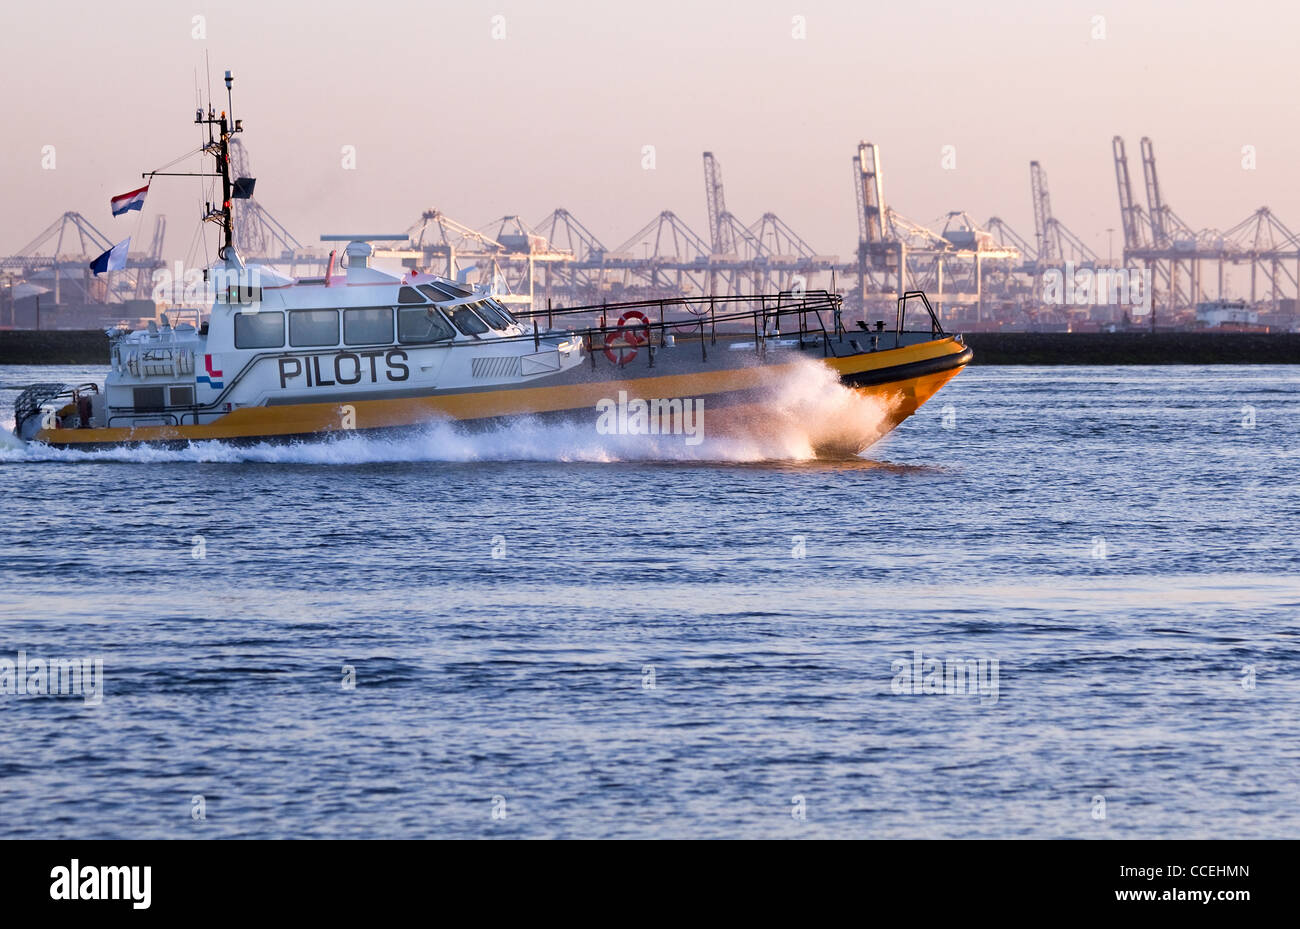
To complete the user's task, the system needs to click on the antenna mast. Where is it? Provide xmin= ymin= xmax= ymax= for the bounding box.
xmin=178 ymin=69 xmax=243 ymax=258
xmin=139 ymin=69 xmax=251 ymax=264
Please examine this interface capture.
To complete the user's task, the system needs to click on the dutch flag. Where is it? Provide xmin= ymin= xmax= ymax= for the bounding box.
xmin=110 ymin=184 xmax=149 ymax=217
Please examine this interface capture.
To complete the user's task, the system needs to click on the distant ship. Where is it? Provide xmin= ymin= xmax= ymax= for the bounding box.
xmin=9 ymin=73 xmax=971 ymax=454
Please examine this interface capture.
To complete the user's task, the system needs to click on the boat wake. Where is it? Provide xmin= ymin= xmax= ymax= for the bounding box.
xmin=0 ymin=357 xmax=898 ymax=465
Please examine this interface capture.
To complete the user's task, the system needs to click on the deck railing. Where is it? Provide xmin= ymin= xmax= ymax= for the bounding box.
xmin=516 ymin=290 xmax=847 ymax=364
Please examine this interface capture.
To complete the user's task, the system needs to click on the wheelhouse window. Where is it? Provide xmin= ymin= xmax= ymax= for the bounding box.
xmin=234 ymin=310 xmax=284 ymax=349
xmin=485 ymin=298 xmax=520 ymax=326
xmin=448 ymin=305 xmax=489 ymax=336
xmin=418 ymin=281 xmax=472 ymax=302
xmin=472 ymin=300 xmax=513 ymax=331
xmin=344 ymin=307 xmax=394 ymax=345
xmin=290 ymin=309 xmax=340 ymax=347
xmin=397 ymin=306 xmax=456 ymax=344
xmin=397 ymin=286 xmax=426 ymax=304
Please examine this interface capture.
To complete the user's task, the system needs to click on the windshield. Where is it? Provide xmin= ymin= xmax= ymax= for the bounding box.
xmin=448 ymin=305 xmax=489 ymax=336
xmin=484 ymin=298 xmax=521 ymax=326
xmin=470 ymin=300 xmax=513 ymax=331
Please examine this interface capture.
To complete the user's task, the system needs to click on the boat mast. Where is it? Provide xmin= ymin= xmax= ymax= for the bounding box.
xmin=190 ymin=70 xmax=242 ymax=259
xmin=141 ymin=69 xmax=247 ymax=261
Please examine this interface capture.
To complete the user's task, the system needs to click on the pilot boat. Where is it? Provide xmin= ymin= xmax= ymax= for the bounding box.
xmin=9 ymin=75 xmax=972 ymax=455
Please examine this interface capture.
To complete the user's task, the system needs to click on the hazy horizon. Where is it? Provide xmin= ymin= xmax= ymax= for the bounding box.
xmin=3 ymin=0 xmax=1297 ymax=265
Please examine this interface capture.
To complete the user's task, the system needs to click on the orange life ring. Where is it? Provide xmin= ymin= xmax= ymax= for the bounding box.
xmin=603 ymin=311 xmax=651 ymax=365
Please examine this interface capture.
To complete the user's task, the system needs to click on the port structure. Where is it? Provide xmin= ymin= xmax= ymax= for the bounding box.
xmin=7 ymin=138 xmax=1300 ymax=332
xmin=0 ymin=136 xmax=331 ymax=328
xmin=1113 ymin=136 xmax=1300 ymax=325
xmin=851 ymin=140 xmax=1022 ymax=325
xmin=0 ymin=211 xmax=168 ymax=327
xmin=366 ymin=152 xmax=838 ymax=309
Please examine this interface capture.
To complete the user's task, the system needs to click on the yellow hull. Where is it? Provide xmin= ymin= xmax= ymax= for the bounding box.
xmin=34 ymin=336 xmax=971 ymax=450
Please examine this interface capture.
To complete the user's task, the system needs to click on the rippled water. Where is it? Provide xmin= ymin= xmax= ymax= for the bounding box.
xmin=1 ymin=363 xmax=1297 ymax=838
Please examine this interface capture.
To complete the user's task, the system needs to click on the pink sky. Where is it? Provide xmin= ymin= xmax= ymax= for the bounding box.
xmin=2 ymin=0 xmax=1296 ymax=264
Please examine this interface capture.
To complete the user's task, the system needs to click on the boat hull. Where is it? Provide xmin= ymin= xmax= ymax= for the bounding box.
xmin=29 ymin=336 xmax=972 ymax=454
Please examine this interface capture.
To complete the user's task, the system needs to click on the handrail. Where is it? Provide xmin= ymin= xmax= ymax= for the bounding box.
xmin=514 ymin=290 xmax=842 ymax=322
xmin=897 ymin=290 xmax=945 ymax=337
xmin=557 ymin=292 xmax=841 ymax=365
xmin=12 ymin=382 xmax=99 ymax=433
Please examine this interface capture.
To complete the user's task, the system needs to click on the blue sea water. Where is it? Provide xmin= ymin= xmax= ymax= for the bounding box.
xmin=0 ymin=363 xmax=1297 ymax=838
